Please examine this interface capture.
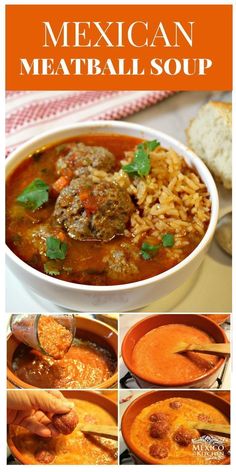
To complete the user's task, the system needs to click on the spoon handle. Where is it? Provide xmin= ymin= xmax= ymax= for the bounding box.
xmin=78 ymin=423 xmax=118 ymax=440
xmin=175 ymin=343 xmax=230 ymax=356
xmin=189 ymin=421 xmax=230 ymax=437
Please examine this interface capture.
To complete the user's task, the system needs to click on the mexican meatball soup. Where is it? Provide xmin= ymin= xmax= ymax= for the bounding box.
xmin=6 ymin=135 xmax=211 ymax=285
xmin=129 ymin=397 xmax=230 ymax=465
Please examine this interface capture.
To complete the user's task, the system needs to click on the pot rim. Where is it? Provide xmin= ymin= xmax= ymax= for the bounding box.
xmin=6 ymin=120 xmax=219 ymax=293
xmin=7 ymin=315 xmax=118 ymax=389
xmin=121 ymin=390 xmax=230 ymax=465
xmin=121 ymin=314 xmax=228 ymax=387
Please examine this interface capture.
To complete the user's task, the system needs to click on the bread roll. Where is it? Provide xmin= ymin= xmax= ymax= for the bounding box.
xmin=186 ymin=101 xmax=232 ymax=189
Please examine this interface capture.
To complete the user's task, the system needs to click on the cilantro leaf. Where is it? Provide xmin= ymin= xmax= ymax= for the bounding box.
xmin=46 ymin=237 xmax=67 ymax=260
xmin=140 ymin=234 xmax=175 ymax=260
xmin=123 ymin=147 xmax=150 ymax=177
xmin=123 ymin=139 xmax=160 ymax=177
xmin=16 ymin=178 xmax=49 ymax=211
xmin=141 ymin=251 xmax=152 ymax=260
xmin=44 ymin=261 xmax=61 ymax=276
xmin=140 ymin=242 xmax=161 ymax=260
xmin=138 ymin=139 xmax=160 ymax=152
xmin=162 ymin=233 xmax=175 ymax=247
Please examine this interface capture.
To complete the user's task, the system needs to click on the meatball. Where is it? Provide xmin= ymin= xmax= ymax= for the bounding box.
xmin=169 ymin=401 xmax=182 ymax=410
xmin=173 ymin=426 xmax=199 ymax=447
xmin=52 ymin=409 xmax=78 ymax=435
xmin=149 ymin=444 xmax=169 ymax=459
xmin=56 ymin=142 xmax=115 ymax=177
xmin=25 ymin=224 xmax=65 ymax=257
xmin=53 ymin=179 xmax=134 ymax=241
xmin=103 ymin=244 xmax=138 ymax=280
xmin=149 ymin=412 xmax=169 ymax=422
xmin=198 ymin=413 xmax=211 ymax=423
xmin=150 ymin=421 xmax=170 ymax=439
xmin=35 ymin=448 xmax=55 ymax=464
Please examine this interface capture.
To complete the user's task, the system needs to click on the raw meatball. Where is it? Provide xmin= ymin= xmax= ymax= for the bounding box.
xmin=35 ymin=448 xmax=55 ymax=464
xmin=173 ymin=426 xmax=199 ymax=446
xmin=149 ymin=443 xmax=169 ymax=459
xmin=52 ymin=409 xmax=78 ymax=435
xmin=56 ymin=142 xmax=115 ymax=177
xmin=54 ymin=178 xmax=134 ymax=241
xmin=169 ymin=401 xmax=182 ymax=410
xmin=149 ymin=412 xmax=169 ymax=422
xmin=150 ymin=421 xmax=170 ymax=439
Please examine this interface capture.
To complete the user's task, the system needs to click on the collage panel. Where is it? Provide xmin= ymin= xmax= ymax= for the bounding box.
xmin=119 ymin=313 xmax=230 ymax=390
xmin=119 ymin=389 xmax=230 ymax=465
xmin=7 ymin=389 xmax=118 ymax=465
xmin=7 ymin=314 xmax=118 ymax=390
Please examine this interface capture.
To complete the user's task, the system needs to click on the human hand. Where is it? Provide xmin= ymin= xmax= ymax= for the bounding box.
xmin=7 ymin=390 xmax=74 ymax=438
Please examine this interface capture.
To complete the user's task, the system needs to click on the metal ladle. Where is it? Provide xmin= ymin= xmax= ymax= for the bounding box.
xmin=215 ymin=211 xmax=232 ymax=256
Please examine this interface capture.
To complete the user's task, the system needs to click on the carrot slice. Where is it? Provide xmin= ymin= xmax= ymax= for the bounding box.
xmin=79 ymin=189 xmax=98 ymax=214
xmin=52 ymin=176 xmax=70 ymax=194
xmin=79 ymin=191 xmax=90 ymax=201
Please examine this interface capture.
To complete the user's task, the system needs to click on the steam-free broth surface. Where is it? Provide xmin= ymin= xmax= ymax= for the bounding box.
xmin=131 ymin=324 xmax=219 ymax=384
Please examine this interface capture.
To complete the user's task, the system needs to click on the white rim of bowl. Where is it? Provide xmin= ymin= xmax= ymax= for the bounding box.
xmin=5 ymin=120 xmax=219 ymax=293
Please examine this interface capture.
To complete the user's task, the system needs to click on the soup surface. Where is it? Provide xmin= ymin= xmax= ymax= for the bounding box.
xmin=131 ymin=324 xmax=219 ymax=384
xmin=12 ymin=338 xmax=117 ymax=388
xmin=9 ymin=399 xmax=117 ymax=464
xmin=130 ymin=397 xmax=229 ymax=465
xmin=6 ymin=134 xmax=211 ymax=285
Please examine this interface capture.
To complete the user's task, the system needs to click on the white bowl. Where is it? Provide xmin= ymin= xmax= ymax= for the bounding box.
xmin=6 ymin=121 xmax=219 ymax=311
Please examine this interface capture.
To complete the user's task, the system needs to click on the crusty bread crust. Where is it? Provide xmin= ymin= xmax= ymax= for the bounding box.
xmin=186 ymin=101 xmax=232 ymax=189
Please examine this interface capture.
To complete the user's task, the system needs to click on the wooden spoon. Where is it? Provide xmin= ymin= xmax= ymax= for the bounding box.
xmin=188 ymin=421 xmax=230 ymax=438
xmin=204 ymin=314 xmax=230 ymax=325
xmin=174 ymin=342 xmax=230 ymax=356
xmin=78 ymin=423 xmax=118 ymax=440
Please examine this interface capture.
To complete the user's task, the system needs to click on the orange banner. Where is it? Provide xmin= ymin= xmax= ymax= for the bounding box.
xmin=6 ymin=4 xmax=232 ymax=90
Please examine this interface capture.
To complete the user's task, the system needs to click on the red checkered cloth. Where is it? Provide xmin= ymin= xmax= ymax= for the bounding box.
xmin=6 ymin=90 xmax=175 ymax=154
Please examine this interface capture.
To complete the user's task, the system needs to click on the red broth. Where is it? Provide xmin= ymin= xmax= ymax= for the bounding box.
xmin=132 ymin=324 xmax=219 ymax=384
xmin=6 ymin=134 xmax=207 ymax=285
xmin=13 ymin=338 xmax=117 ymax=388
